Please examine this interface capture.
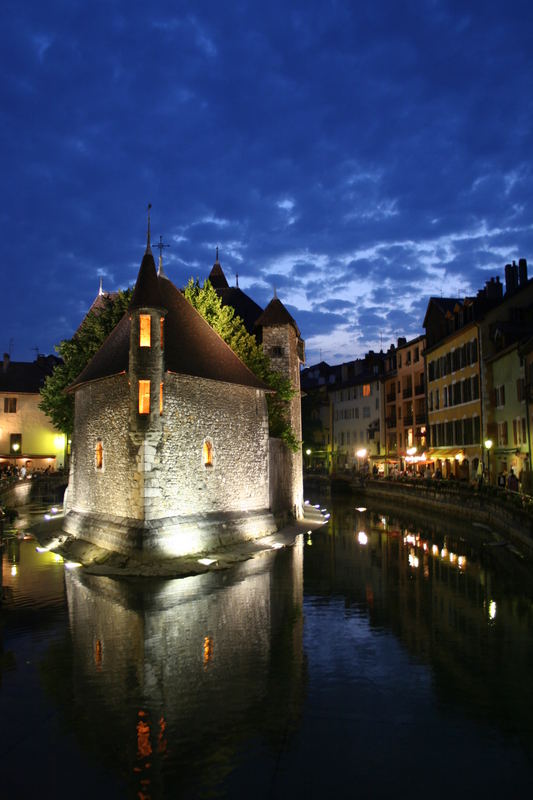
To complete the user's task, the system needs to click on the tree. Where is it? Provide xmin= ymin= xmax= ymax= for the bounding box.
xmin=39 ymin=290 xmax=133 ymax=436
xmin=184 ymin=278 xmax=299 ymax=451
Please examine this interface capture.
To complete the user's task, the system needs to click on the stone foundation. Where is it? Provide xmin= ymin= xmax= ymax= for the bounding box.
xmin=63 ymin=506 xmax=277 ymax=558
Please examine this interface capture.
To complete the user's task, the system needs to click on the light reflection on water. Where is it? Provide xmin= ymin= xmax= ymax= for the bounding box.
xmin=1 ymin=498 xmax=533 ymax=798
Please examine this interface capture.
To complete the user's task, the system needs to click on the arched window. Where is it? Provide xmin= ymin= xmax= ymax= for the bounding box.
xmin=95 ymin=440 xmax=103 ymax=470
xmin=202 ymin=440 xmax=213 ymax=467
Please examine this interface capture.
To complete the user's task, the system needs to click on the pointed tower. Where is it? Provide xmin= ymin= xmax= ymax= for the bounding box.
xmin=208 ymin=247 xmax=230 ymax=289
xmin=255 ymin=296 xmax=305 ymax=519
xmin=127 ymin=208 xmax=167 ymax=519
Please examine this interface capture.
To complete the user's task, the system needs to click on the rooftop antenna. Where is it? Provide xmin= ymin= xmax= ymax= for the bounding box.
xmin=146 ymin=203 xmax=152 ymax=252
xmin=156 ymin=235 xmax=170 ymax=277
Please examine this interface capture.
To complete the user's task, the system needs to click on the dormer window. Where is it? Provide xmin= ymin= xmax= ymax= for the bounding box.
xmin=139 ymin=315 xmax=151 ymax=347
xmin=139 ymin=380 xmax=151 ymax=414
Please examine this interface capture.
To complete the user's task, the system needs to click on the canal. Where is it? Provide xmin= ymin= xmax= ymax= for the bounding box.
xmin=1 ymin=497 xmax=533 ymax=798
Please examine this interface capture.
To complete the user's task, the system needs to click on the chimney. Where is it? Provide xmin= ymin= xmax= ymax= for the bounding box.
xmin=519 ymin=258 xmax=528 ymax=285
xmin=505 ymin=262 xmax=519 ymax=295
xmin=3 ymin=353 xmax=10 ymax=373
xmin=485 ymin=276 xmax=503 ymax=301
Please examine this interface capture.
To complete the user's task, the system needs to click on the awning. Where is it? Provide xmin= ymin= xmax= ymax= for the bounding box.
xmin=426 ymin=448 xmax=468 ymax=461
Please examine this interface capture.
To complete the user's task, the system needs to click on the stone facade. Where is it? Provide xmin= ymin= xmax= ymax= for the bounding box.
xmin=262 ymin=323 xmax=304 ymax=518
xmin=63 ymin=242 xmax=304 ymax=559
xmin=64 ymin=372 xmax=276 ymax=556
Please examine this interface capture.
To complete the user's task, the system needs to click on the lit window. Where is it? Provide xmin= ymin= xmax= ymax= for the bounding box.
xmin=160 ymin=382 xmax=163 ymax=415
xmin=139 ymin=315 xmax=151 ymax=347
xmin=203 ymin=440 xmax=213 ymax=467
xmin=139 ymin=380 xmax=151 ymax=414
xmin=363 ymin=384 xmax=370 ymax=396
xmin=160 ymin=317 xmax=165 ymax=350
xmin=95 ymin=440 xmax=103 ymax=470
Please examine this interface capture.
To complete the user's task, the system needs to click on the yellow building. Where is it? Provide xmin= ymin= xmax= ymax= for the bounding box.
xmin=0 ymin=353 xmax=65 ymax=471
xmin=424 ymin=304 xmax=483 ymax=479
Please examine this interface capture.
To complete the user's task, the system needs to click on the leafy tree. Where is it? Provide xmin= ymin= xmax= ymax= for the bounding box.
xmin=184 ymin=278 xmax=299 ymax=451
xmin=39 ymin=289 xmax=133 ymax=436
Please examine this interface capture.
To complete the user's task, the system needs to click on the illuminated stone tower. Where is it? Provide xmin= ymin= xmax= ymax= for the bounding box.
xmin=256 ymin=295 xmax=305 ymax=519
xmin=127 ymin=211 xmax=167 ymax=519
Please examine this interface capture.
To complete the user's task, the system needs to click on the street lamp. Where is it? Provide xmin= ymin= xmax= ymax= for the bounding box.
xmin=356 ymin=448 xmax=367 ymax=473
xmin=305 ymin=448 xmax=312 ymax=470
xmin=485 ymin=439 xmax=493 ymax=485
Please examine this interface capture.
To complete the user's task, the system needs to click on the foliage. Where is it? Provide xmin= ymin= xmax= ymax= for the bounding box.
xmin=39 ymin=290 xmax=133 ymax=436
xmin=184 ymin=278 xmax=299 ymax=451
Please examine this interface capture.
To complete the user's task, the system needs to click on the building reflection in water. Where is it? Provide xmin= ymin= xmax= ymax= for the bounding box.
xmin=62 ymin=540 xmax=304 ymax=798
xmin=304 ymin=499 xmax=533 ymax=754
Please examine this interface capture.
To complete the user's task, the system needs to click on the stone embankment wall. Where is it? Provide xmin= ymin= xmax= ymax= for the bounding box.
xmin=364 ymin=479 xmax=533 ymax=556
xmin=304 ymin=474 xmax=533 ymax=557
xmin=0 ymin=475 xmax=68 ymax=508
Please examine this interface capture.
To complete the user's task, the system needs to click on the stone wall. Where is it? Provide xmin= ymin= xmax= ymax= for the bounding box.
xmin=64 ymin=370 xmax=277 ymax=556
xmin=262 ymin=324 xmax=303 ymax=517
xmin=67 ymin=375 xmax=135 ymax=518
xmin=157 ymin=373 xmax=271 ymax=517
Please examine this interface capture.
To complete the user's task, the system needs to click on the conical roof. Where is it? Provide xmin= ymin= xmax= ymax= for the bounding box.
xmin=129 ymin=250 xmax=165 ymax=311
xmin=69 ymin=254 xmax=270 ymax=392
xmin=255 ymin=296 xmax=301 ymax=337
xmin=208 ymin=261 xmax=229 ymax=289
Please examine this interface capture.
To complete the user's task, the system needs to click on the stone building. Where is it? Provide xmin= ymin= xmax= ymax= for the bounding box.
xmin=63 ymin=235 xmax=304 ymax=558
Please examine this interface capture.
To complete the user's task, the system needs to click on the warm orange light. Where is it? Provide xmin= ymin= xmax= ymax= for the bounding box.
xmin=363 ymin=384 xmax=370 ymax=396
xmin=159 ymin=382 xmax=163 ymax=415
xmin=139 ymin=380 xmax=151 ymax=414
xmin=160 ymin=317 xmax=164 ymax=350
xmin=95 ymin=441 xmax=103 ymax=469
xmin=137 ymin=717 xmax=152 ymax=758
xmin=203 ymin=636 xmax=214 ymax=666
xmin=203 ymin=440 xmax=213 ymax=467
xmin=139 ymin=315 xmax=151 ymax=347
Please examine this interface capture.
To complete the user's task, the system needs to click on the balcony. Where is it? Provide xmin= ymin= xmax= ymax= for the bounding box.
xmin=403 ymin=415 xmax=414 ymax=427
xmin=386 ymin=417 xmax=397 ymax=429
xmin=415 ymin=413 xmax=426 ymax=425
xmin=402 ymin=387 xmax=413 ymax=399
xmin=414 ymin=383 xmax=425 ymax=395
xmin=386 ymin=391 xmax=396 ymax=402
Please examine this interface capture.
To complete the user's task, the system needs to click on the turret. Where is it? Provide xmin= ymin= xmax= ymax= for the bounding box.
xmin=255 ymin=294 xmax=305 ymax=519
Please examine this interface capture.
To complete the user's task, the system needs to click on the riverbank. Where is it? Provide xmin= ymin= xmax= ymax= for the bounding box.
xmin=305 ymin=473 xmax=533 ymax=560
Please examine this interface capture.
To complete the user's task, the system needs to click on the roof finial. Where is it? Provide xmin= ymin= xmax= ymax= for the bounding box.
xmin=146 ymin=203 xmax=152 ymax=252
xmin=273 ymin=286 xmax=277 ymax=299
xmin=215 ymin=245 xmax=219 ymax=263
xmin=156 ymin=235 xmax=170 ymax=277
xmin=99 ymin=276 xmax=103 ymax=296
xmin=236 ymin=272 xmax=239 ymax=287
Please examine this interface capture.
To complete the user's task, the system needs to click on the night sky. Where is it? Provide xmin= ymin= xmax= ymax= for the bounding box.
xmin=3 ymin=0 xmax=533 ymax=365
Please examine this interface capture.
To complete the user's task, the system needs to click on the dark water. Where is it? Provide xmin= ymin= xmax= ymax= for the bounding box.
xmin=1 ymin=498 xmax=533 ymax=799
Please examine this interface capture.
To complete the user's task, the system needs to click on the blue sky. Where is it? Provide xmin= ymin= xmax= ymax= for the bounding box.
xmin=3 ymin=0 xmax=533 ymax=364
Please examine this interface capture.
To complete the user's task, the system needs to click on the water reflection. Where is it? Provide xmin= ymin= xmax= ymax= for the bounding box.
xmin=59 ymin=542 xmax=304 ymax=797
xmin=2 ymin=500 xmax=533 ymax=797
xmin=304 ymin=501 xmax=533 ymax=761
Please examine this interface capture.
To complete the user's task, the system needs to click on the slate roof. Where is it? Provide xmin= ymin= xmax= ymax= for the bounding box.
xmin=129 ymin=250 xmax=165 ymax=310
xmin=0 ymin=355 xmax=61 ymax=393
xmin=69 ymin=251 xmax=270 ymax=392
xmin=208 ymin=260 xmax=263 ymax=333
xmin=255 ymin=297 xmax=301 ymax=337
